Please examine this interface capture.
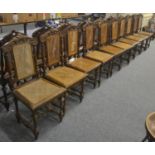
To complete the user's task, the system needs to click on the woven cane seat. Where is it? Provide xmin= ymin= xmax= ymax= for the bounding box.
xmin=46 ymin=66 xmax=87 ymax=88
xmin=99 ymin=45 xmax=125 ymax=56
xmin=146 ymin=112 xmax=155 ymax=138
xmin=119 ymin=38 xmax=139 ymax=45
xmin=14 ymin=78 xmax=66 ymax=110
xmin=69 ymin=57 xmax=101 ymax=73
xmin=85 ymin=50 xmax=113 ymax=63
xmin=133 ymin=34 xmax=149 ymax=39
xmin=112 ymin=42 xmax=134 ymax=50
xmin=126 ymin=35 xmax=144 ymax=41
xmin=138 ymin=31 xmax=153 ymax=36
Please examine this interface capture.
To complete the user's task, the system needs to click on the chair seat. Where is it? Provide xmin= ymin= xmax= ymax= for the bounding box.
xmin=85 ymin=50 xmax=114 ymax=63
xmin=133 ymin=33 xmax=149 ymax=39
xmin=146 ymin=112 xmax=155 ymax=138
xmin=99 ymin=45 xmax=125 ymax=56
xmin=119 ymin=38 xmax=139 ymax=46
xmin=46 ymin=66 xmax=87 ymax=88
xmin=138 ymin=31 xmax=153 ymax=36
xmin=14 ymin=78 xmax=66 ymax=110
xmin=112 ymin=41 xmax=134 ymax=50
xmin=69 ymin=57 xmax=101 ymax=73
xmin=126 ymin=35 xmax=144 ymax=41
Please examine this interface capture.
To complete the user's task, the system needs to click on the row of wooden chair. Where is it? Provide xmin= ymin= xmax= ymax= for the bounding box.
xmin=0 ymin=14 xmax=154 ymax=140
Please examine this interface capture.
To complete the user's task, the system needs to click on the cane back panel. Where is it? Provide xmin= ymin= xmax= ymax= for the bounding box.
xmin=137 ymin=14 xmax=143 ymax=31
xmin=112 ymin=21 xmax=118 ymax=41
xmin=67 ymin=29 xmax=78 ymax=57
xmin=46 ymin=33 xmax=61 ymax=66
xmin=99 ymin=22 xmax=108 ymax=44
xmin=133 ymin=15 xmax=138 ymax=33
xmin=119 ymin=18 xmax=126 ymax=37
xmin=85 ymin=24 xmax=94 ymax=49
xmin=13 ymin=43 xmax=35 ymax=80
xmin=126 ymin=17 xmax=132 ymax=34
xmin=111 ymin=21 xmax=118 ymax=40
xmin=2 ymin=37 xmax=37 ymax=82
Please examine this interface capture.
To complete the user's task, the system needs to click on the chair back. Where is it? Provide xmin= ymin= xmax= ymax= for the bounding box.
xmin=119 ymin=17 xmax=126 ymax=37
xmin=83 ymin=22 xmax=94 ymax=50
xmin=32 ymin=26 xmax=53 ymax=60
xmin=2 ymin=37 xmax=38 ymax=89
xmin=111 ymin=19 xmax=119 ymax=42
xmin=133 ymin=14 xmax=139 ymax=33
xmin=126 ymin=16 xmax=133 ymax=35
xmin=97 ymin=20 xmax=109 ymax=45
xmin=137 ymin=14 xmax=143 ymax=31
xmin=67 ymin=26 xmax=79 ymax=57
xmin=40 ymin=29 xmax=61 ymax=68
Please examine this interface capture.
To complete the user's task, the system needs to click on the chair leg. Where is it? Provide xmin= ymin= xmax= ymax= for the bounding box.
xmin=59 ymin=96 xmax=66 ymax=122
xmin=98 ymin=66 xmax=102 ymax=87
xmin=140 ymin=41 xmax=144 ymax=52
xmin=147 ymin=38 xmax=151 ymax=48
xmin=2 ymin=83 xmax=9 ymax=111
xmin=142 ymin=134 xmax=148 ymax=142
xmin=59 ymin=98 xmax=63 ymax=122
xmin=62 ymin=93 xmax=66 ymax=115
xmin=14 ymin=97 xmax=20 ymax=123
xmin=93 ymin=69 xmax=98 ymax=88
xmin=127 ymin=51 xmax=131 ymax=64
xmin=144 ymin=40 xmax=148 ymax=51
xmin=118 ymin=57 xmax=122 ymax=71
xmin=80 ymin=81 xmax=84 ymax=103
xmin=32 ymin=111 xmax=39 ymax=140
xmin=109 ymin=61 xmax=113 ymax=77
xmin=131 ymin=49 xmax=136 ymax=59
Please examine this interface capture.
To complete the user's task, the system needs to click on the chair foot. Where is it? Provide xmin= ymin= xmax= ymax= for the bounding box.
xmin=34 ymin=131 xmax=39 ymax=140
xmin=142 ymin=134 xmax=148 ymax=142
